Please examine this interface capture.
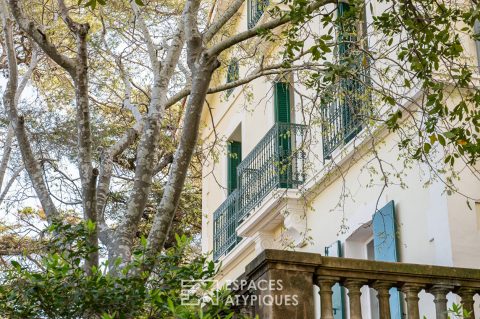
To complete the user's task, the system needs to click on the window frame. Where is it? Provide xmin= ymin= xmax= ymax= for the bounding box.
xmin=247 ymin=0 xmax=269 ymax=29
xmin=226 ymin=58 xmax=239 ymax=97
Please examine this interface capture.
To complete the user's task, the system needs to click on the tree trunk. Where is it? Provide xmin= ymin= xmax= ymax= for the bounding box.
xmin=145 ymin=51 xmax=220 ymax=263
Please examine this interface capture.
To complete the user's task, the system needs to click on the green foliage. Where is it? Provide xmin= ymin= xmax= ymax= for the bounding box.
xmin=279 ymin=0 xmax=480 ymax=166
xmin=447 ymin=303 xmax=473 ymax=319
xmin=0 ymin=224 xmax=241 ymax=319
xmin=372 ymin=0 xmax=480 ymax=165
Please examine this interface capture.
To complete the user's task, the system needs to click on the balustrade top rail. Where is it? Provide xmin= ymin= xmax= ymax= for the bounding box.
xmin=318 ymin=256 xmax=480 ymax=288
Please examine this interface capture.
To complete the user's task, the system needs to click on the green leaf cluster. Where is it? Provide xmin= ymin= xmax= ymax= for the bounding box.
xmin=0 ymin=225 xmax=243 ymax=319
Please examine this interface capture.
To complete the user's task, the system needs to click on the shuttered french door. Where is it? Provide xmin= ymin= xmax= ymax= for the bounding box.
xmin=274 ymin=82 xmax=292 ymax=188
xmin=325 ymin=240 xmax=345 ymax=319
xmin=227 ymin=141 xmax=241 ymax=194
xmin=372 ymin=200 xmax=403 ymax=319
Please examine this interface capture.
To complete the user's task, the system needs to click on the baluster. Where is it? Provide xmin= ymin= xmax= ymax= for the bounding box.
xmin=402 ymin=284 xmax=423 ymax=319
xmin=344 ymin=280 xmax=366 ymax=319
xmin=458 ymin=288 xmax=476 ymax=319
xmin=316 ymin=276 xmax=339 ymax=319
xmin=429 ymin=285 xmax=452 ymax=319
xmin=373 ymin=281 xmax=393 ymax=319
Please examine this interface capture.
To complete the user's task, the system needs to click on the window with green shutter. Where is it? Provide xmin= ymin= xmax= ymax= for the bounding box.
xmin=226 ymin=59 xmax=239 ymax=97
xmin=227 ymin=141 xmax=241 ymax=194
xmin=274 ymin=82 xmax=291 ymax=124
xmin=274 ymin=82 xmax=292 ymax=188
xmin=247 ymin=0 xmax=269 ymax=29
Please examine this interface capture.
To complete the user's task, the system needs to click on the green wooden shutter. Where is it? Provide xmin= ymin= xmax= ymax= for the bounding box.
xmin=227 ymin=141 xmax=241 ymax=194
xmin=337 ymin=2 xmax=351 ymax=58
xmin=325 ymin=241 xmax=345 ymax=319
xmin=372 ymin=201 xmax=403 ymax=319
xmin=274 ymin=82 xmax=292 ymax=188
xmin=274 ymin=82 xmax=291 ymax=124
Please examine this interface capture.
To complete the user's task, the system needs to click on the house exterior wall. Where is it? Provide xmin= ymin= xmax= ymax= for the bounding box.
xmin=200 ymin=0 xmax=480 ymax=317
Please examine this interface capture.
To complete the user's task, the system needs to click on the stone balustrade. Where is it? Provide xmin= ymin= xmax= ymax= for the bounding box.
xmin=232 ymin=250 xmax=480 ymax=319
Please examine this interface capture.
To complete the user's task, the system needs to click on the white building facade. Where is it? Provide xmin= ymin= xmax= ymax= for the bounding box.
xmin=200 ymin=0 xmax=480 ymax=318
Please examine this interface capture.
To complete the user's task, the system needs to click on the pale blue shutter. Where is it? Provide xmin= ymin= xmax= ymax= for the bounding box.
xmin=372 ymin=200 xmax=402 ymax=319
xmin=325 ymin=241 xmax=345 ymax=319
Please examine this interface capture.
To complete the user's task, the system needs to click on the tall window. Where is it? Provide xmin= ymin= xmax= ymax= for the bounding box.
xmin=321 ymin=1 xmax=369 ymax=159
xmin=226 ymin=58 xmax=239 ymax=97
xmin=227 ymin=141 xmax=241 ymax=194
xmin=247 ymin=0 xmax=269 ymax=29
xmin=274 ymin=82 xmax=293 ymax=188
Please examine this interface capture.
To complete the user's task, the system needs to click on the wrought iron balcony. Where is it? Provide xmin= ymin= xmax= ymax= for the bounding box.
xmin=213 ymin=123 xmax=307 ymax=261
xmin=237 ymin=122 xmax=307 ymax=222
xmin=321 ymin=54 xmax=370 ymax=159
xmin=321 ymin=83 xmax=365 ymax=159
xmin=213 ymin=189 xmax=239 ymax=261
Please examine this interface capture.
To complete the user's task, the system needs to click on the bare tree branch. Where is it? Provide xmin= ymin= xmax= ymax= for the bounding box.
xmin=203 ymin=0 xmax=245 ymax=43
xmin=113 ymin=2 xmax=189 ymax=263
xmin=1 ymin=2 xmax=58 ymax=220
xmin=8 ymin=0 xmax=76 ymax=75
xmin=207 ymin=0 xmax=334 ymax=56
xmin=0 ymin=165 xmax=24 ymax=206
xmin=0 ymin=125 xmax=14 ymax=192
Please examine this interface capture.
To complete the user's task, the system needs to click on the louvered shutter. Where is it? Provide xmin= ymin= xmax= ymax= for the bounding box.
xmin=274 ymin=82 xmax=291 ymax=123
xmin=274 ymin=82 xmax=292 ymax=188
xmin=227 ymin=141 xmax=241 ymax=194
xmin=372 ymin=200 xmax=403 ymax=319
xmin=325 ymin=240 xmax=345 ymax=319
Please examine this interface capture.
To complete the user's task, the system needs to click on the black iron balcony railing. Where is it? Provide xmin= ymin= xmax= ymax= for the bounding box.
xmin=213 ymin=122 xmax=307 ymax=261
xmin=237 ymin=122 xmax=307 ymax=222
xmin=213 ymin=189 xmax=239 ymax=261
xmin=321 ymin=57 xmax=370 ymax=159
xmin=321 ymin=82 xmax=364 ymax=159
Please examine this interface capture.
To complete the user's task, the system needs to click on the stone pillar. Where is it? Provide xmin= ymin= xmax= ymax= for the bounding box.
xmin=344 ymin=280 xmax=365 ymax=319
xmin=429 ymin=285 xmax=452 ymax=319
xmin=315 ymin=276 xmax=339 ymax=319
xmin=373 ymin=281 xmax=393 ymax=319
xmin=402 ymin=284 xmax=422 ymax=319
xmin=458 ymin=288 xmax=476 ymax=319
xmin=242 ymin=250 xmax=320 ymax=319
